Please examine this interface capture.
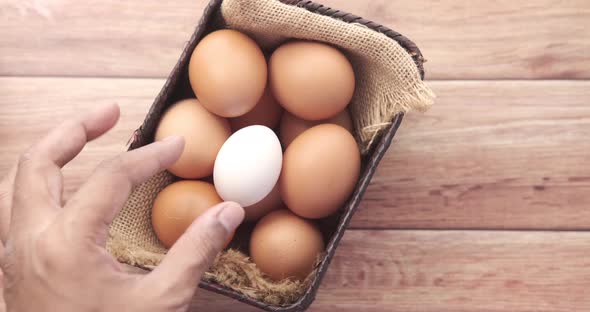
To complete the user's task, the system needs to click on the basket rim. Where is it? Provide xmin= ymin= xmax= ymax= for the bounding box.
xmin=279 ymin=0 xmax=425 ymax=79
xmin=200 ymin=1 xmax=420 ymax=311
xmin=125 ymin=0 xmax=425 ymax=311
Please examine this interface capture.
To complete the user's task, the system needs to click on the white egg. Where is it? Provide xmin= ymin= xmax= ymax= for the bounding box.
xmin=213 ymin=125 xmax=282 ymax=207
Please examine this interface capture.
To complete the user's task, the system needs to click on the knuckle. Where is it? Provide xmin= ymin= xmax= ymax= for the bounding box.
xmin=35 ymin=235 xmax=54 ymax=259
xmin=98 ymin=156 xmax=132 ymax=180
xmin=17 ymin=147 xmax=49 ymax=174
xmin=17 ymin=148 xmax=36 ymax=168
xmin=34 ymin=234 xmax=66 ymax=270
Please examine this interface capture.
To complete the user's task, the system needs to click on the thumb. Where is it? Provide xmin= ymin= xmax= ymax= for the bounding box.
xmin=145 ymin=202 xmax=244 ymax=295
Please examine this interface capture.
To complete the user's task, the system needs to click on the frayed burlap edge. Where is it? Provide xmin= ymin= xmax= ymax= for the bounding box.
xmin=108 ymin=0 xmax=435 ymax=306
xmin=358 ymin=83 xmax=435 ymax=150
xmin=202 ymin=250 xmax=319 ymax=305
xmin=107 ymin=232 xmax=317 ymax=306
xmin=221 ymin=0 xmax=436 ymax=154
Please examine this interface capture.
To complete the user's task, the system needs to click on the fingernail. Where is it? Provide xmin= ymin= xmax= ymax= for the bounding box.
xmin=217 ymin=202 xmax=245 ymax=233
xmin=90 ymin=103 xmax=119 ymax=115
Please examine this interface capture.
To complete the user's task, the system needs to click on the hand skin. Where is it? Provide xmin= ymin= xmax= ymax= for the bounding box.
xmin=0 ymin=103 xmax=245 ymax=312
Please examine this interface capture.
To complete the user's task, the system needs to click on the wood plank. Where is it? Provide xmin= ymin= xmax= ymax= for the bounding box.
xmin=0 ymin=0 xmax=588 ymax=79
xmin=320 ymin=0 xmax=590 ymax=80
xmin=311 ymin=230 xmax=590 ymax=312
xmin=2 ymin=229 xmax=587 ymax=311
xmin=2 ymin=230 xmax=589 ymax=311
xmin=0 ymin=77 xmax=158 ymax=197
xmin=1 ymin=78 xmax=589 ymax=229
xmin=0 ymin=0 xmax=207 ymax=78
xmin=354 ymin=80 xmax=590 ymax=229
xmin=136 ymin=230 xmax=590 ymax=312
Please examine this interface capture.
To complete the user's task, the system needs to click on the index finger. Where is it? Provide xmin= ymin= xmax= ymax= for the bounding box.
xmin=34 ymin=103 xmax=121 ymax=168
xmin=64 ymin=136 xmax=185 ymax=245
xmin=10 ymin=104 xmax=120 ymax=235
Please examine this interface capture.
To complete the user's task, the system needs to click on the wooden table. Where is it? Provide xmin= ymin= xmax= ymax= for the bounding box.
xmin=1 ymin=0 xmax=589 ymax=311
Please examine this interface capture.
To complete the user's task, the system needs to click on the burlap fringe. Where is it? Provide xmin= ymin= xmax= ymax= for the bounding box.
xmin=358 ymin=83 xmax=435 ymax=152
xmin=108 ymin=0 xmax=435 ymax=306
xmin=107 ymin=233 xmax=314 ymax=306
xmin=202 ymin=250 xmax=316 ymax=305
xmin=221 ymin=0 xmax=436 ymax=154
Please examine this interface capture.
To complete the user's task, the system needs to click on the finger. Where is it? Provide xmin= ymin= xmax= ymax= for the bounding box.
xmin=9 ymin=104 xmax=120 ymax=234
xmin=145 ymin=202 xmax=244 ymax=296
xmin=64 ymin=136 xmax=184 ymax=244
xmin=0 ymin=165 xmax=17 ymax=242
xmin=35 ymin=103 xmax=120 ymax=167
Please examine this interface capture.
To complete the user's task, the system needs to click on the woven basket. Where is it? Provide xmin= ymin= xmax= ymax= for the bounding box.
xmin=124 ymin=0 xmax=426 ymax=311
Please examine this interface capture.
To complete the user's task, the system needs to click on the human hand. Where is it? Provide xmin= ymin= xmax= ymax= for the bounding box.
xmin=0 ymin=104 xmax=244 ymax=311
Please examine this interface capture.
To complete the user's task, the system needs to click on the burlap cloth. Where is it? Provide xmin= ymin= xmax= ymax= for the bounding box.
xmin=107 ymin=0 xmax=435 ymax=306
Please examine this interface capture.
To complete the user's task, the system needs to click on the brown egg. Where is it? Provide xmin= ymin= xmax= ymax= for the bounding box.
xmin=155 ymin=99 xmax=230 ymax=179
xmin=280 ymin=124 xmax=360 ymax=219
xmin=229 ymin=86 xmax=283 ymax=131
xmin=250 ymin=210 xmax=324 ymax=281
xmin=189 ymin=29 xmax=267 ymax=117
xmin=269 ymin=41 xmax=355 ymax=121
xmin=244 ymin=183 xmax=282 ymax=221
xmin=152 ymin=180 xmax=229 ymax=248
xmin=279 ymin=109 xmax=353 ymax=148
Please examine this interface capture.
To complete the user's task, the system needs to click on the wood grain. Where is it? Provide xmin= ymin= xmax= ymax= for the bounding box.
xmin=1 ymin=78 xmax=588 ymax=230
xmin=1 ymin=1 xmax=588 ymax=311
xmin=354 ymin=80 xmax=590 ymax=229
xmin=311 ymin=230 xmax=590 ymax=312
xmin=0 ymin=76 xmax=158 ymax=192
xmin=0 ymin=0 xmax=588 ymax=79
xmin=126 ymin=230 xmax=590 ymax=312
xmin=320 ymin=0 xmax=590 ymax=80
